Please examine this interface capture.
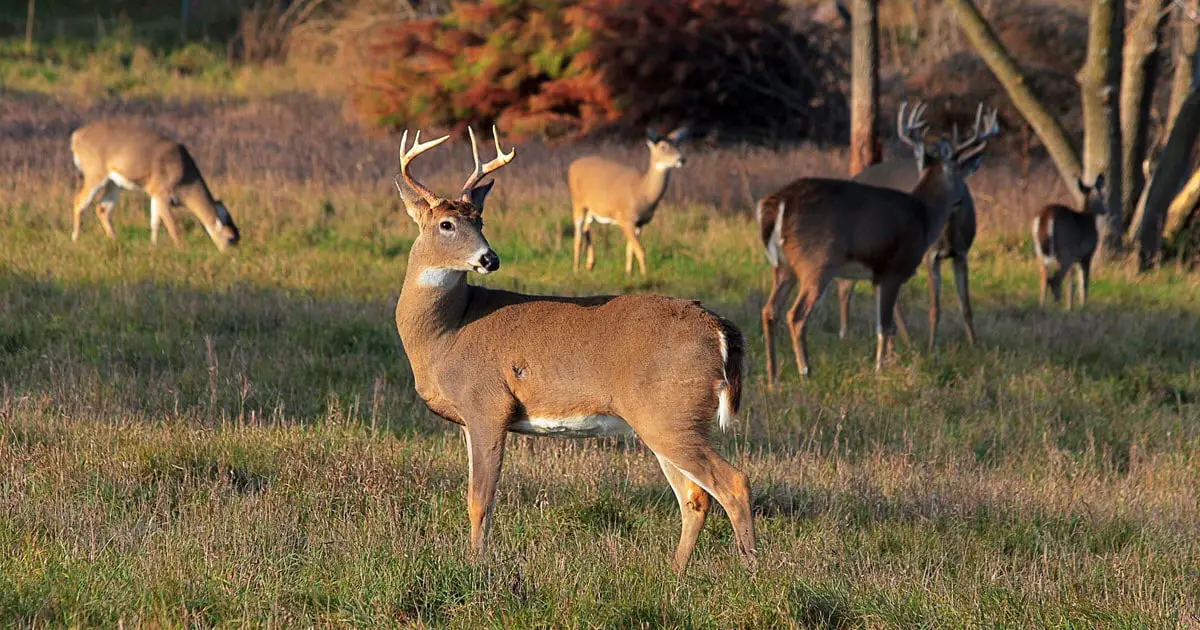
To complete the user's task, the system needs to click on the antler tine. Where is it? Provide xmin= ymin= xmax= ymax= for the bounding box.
xmin=459 ymin=125 xmax=516 ymax=201
xmin=398 ymin=129 xmax=451 ymax=206
xmin=955 ymin=103 xmax=1001 ymax=152
xmin=897 ymin=101 xmax=929 ymax=149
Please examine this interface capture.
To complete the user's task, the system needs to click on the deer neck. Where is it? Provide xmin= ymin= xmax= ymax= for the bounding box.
xmin=395 ymin=241 xmax=471 ymax=369
xmin=640 ymin=162 xmax=673 ymax=210
xmin=176 ymin=181 xmax=226 ymax=236
xmin=911 ymin=166 xmax=957 ymax=247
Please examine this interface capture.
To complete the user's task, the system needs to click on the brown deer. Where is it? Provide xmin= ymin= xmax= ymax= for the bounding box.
xmin=837 ymin=104 xmax=999 ymax=349
xmin=393 ymin=126 xmax=754 ymax=576
xmin=568 ymin=128 xmax=688 ymax=275
xmin=1033 ymin=174 xmax=1108 ymax=309
xmin=757 ymin=101 xmax=993 ymax=385
xmin=70 ymin=120 xmax=239 ymax=251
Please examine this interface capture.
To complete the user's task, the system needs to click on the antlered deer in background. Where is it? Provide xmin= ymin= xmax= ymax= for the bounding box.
xmin=568 ymin=128 xmax=688 ymax=275
xmin=837 ymin=104 xmax=999 ymax=349
xmin=757 ymin=101 xmax=994 ymax=386
xmin=393 ymin=126 xmax=754 ymax=576
xmin=70 ymin=120 xmax=239 ymax=251
xmin=1033 ymin=175 xmax=1108 ymax=309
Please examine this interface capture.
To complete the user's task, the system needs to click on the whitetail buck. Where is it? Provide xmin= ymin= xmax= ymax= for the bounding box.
xmin=1033 ymin=174 xmax=1108 ymax=309
xmin=393 ymin=126 xmax=754 ymax=576
xmin=70 ymin=120 xmax=239 ymax=251
xmin=837 ymin=104 xmax=999 ymax=349
xmin=568 ymin=127 xmax=688 ymax=275
xmin=757 ymin=101 xmax=993 ymax=385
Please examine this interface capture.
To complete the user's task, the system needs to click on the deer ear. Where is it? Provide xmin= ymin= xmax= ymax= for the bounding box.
xmin=667 ymin=127 xmax=689 ymax=143
xmin=1093 ymin=172 xmax=1106 ymax=192
xmin=467 ymin=179 xmax=496 ymax=212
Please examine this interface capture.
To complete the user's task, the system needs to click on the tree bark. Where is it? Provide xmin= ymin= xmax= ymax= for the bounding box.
xmin=945 ymin=0 xmax=1083 ymax=199
xmin=25 ymin=0 xmax=35 ymax=56
xmin=1079 ymin=0 xmax=1115 ymax=185
xmin=1099 ymin=0 xmax=1125 ymax=260
xmin=849 ymin=0 xmax=880 ymax=176
xmin=1134 ymin=88 xmax=1200 ymax=268
xmin=1119 ymin=0 xmax=1169 ymax=230
xmin=1167 ymin=0 xmax=1199 ymax=131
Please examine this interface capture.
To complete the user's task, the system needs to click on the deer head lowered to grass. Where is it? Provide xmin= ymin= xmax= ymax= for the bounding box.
xmin=392 ymin=126 xmax=755 ymax=576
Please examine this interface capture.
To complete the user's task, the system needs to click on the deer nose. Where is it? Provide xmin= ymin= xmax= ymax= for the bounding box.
xmin=478 ymin=250 xmax=500 ymax=273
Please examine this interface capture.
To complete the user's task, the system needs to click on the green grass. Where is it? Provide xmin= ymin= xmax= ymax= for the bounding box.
xmin=2 ymin=169 xmax=1198 ymax=627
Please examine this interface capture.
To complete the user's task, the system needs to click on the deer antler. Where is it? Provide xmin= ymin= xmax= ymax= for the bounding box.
xmin=897 ymin=101 xmax=930 ymax=150
xmin=952 ymin=104 xmax=1000 ymax=163
xmin=460 ymin=125 xmax=516 ymax=201
xmin=397 ymin=129 xmax=451 ymax=207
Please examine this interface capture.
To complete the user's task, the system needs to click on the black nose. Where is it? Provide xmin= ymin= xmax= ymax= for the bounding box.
xmin=480 ymin=250 xmax=500 ymax=272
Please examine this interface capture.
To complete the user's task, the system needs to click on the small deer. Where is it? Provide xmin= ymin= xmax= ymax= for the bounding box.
xmin=837 ymin=104 xmax=998 ymax=349
xmin=70 ymin=120 xmax=239 ymax=251
xmin=394 ymin=126 xmax=754 ymax=576
xmin=1033 ymin=174 xmax=1107 ymax=309
xmin=757 ymin=101 xmax=993 ymax=385
xmin=568 ymin=128 xmax=688 ymax=275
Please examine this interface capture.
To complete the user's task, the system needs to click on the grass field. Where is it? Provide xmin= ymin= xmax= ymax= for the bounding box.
xmin=2 ymin=90 xmax=1199 ymax=628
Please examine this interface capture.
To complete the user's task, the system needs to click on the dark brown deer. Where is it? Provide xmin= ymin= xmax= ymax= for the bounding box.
xmin=1033 ymin=175 xmax=1108 ymax=309
xmin=837 ymin=104 xmax=999 ymax=349
xmin=757 ymin=101 xmax=994 ymax=385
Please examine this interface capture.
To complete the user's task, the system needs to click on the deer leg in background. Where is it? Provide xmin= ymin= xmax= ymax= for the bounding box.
xmin=787 ymin=269 xmax=834 ymax=378
xmin=891 ymin=301 xmax=912 ymax=345
xmin=951 ymin=256 xmax=976 ymax=345
xmin=1048 ymin=265 xmax=1067 ymax=307
xmin=71 ymin=177 xmax=106 ymax=242
xmin=836 ymin=279 xmax=855 ymax=340
xmin=874 ymin=276 xmax=905 ymax=371
xmin=95 ymin=181 xmax=120 ymax=240
xmin=653 ymin=454 xmax=711 ymax=577
xmin=463 ymin=422 xmax=507 ymax=559
xmin=762 ymin=263 xmax=797 ymax=389
xmin=927 ymin=254 xmax=943 ymax=350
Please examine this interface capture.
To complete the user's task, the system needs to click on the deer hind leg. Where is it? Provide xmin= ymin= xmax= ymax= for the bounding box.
xmin=151 ymin=196 xmax=182 ymax=247
xmin=892 ymin=300 xmax=912 ymax=345
xmin=1038 ymin=262 xmax=1050 ymax=308
xmin=1048 ymin=265 xmax=1068 ymax=308
xmin=952 ymin=256 xmax=976 ymax=345
xmin=463 ymin=423 xmax=507 ymax=559
xmin=787 ymin=268 xmax=834 ymax=379
xmin=71 ymin=176 xmax=107 ymax=242
xmin=654 ymin=454 xmax=711 ymax=576
xmin=927 ymin=254 xmax=943 ymax=351
xmin=873 ymin=276 xmax=905 ymax=371
xmin=762 ymin=263 xmax=796 ymax=389
xmin=94 ymin=182 xmax=121 ymax=240
xmin=643 ymin=439 xmax=755 ymax=572
xmin=836 ymin=279 xmax=855 ymax=340
xmin=572 ymin=212 xmax=586 ymax=272
xmin=584 ymin=218 xmax=597 ymax=271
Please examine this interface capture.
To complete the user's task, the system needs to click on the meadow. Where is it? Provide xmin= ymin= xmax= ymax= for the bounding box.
xmin=1 ymin=88 xmax=1199 ymax=628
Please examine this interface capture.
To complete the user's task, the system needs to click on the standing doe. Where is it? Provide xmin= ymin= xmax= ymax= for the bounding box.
xmin=70 ymin=120 xmax=239 ymax=251
xmin=756 ymin=101 xmax=993 ymax=385
xmin=1033 ymin=174 xmax=1108 ymax=309
xmin=393 ymin=126 xmax=754 ymax=576
xmin=568 ymin=128 xmax=687 ymax=275
xmin=838 ymin=104 xmax=998 ymax=349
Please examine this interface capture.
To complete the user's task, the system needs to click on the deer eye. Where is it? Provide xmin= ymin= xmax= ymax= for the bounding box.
xmin=439 ymin=220 xmax=455 ymax=232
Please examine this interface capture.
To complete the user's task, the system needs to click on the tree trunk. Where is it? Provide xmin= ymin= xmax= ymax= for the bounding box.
xmin=849 ymin=0 xmax=880 ymax=176
xmin=1099 ymin=0 xmax=1125 ymax=260
xmin=1134 ymin=88 xmax=1200 ymax=268
xmin=945 ymin=0 xmax=1083 ymax=199
xmin=1167 ymin=0 xmax=1199 ymax=131
xmin=1079 ymin=0 xmax=1115 ymax=185
xmin=25 ymin=0 xmax=35 ymax=55
xmin=1119 ymin=0 xmax=1169 ymax=230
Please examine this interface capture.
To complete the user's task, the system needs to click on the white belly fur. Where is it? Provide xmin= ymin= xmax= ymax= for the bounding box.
xmin=509 ymin=414 xmax=634 ymax=439
xmin=107 ymin=171 xmax=140 ymax=191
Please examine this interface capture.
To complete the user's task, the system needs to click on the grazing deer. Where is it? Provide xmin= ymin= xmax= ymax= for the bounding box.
xmin=1033 ymin=174 xmax=1107 ymax=309
xmin=837 ymin=104 xmax=999 ymax=349
xmin=756 ymin=101 xmax=993 ymax=385
xmin=568 ymin=128 xmax=688 ymax=275
xmin=69 ymin=120 xmax=239 ymax=251
xmin=393 ymin=126 xmax=754 ymax=576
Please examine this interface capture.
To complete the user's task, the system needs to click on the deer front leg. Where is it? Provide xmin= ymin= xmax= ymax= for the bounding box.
xmin=1038 ymin=262 xmax=1049 ymax=308
xmin=836 ymin=279 xmax=854 ymax=340
xmin=1077 ymin=255 xmax=1092 ymax=307
xmin=874 ymin=277 xmax=904 ymax=371
xmin=951 ymin=256 xmax=976 ymax=345
xmin=625 ymin=226 xmax=648 ymax=276
xmin=152 ymin=196 xmax=183 ymax=248
xmin=463 ymin=422 xmax=507 ymax=559
xmin=927 ymin=255 xmax=943 ymax=351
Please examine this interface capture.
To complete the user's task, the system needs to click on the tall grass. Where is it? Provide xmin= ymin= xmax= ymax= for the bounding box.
xmin=1 ymin=93 xmax=1198 ymax=627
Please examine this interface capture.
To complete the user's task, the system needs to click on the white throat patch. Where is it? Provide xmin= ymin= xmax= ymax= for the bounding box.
xmin=417 ymin=268 xmax=464 ymax=288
